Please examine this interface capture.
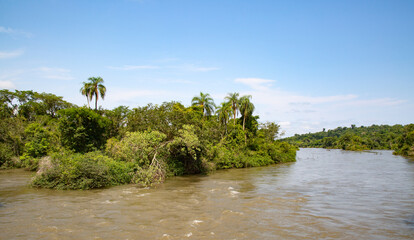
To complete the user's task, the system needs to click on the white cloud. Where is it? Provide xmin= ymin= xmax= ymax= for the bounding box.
xmin=37 ymin=67 xmax=74 ymax=80
xmin=339 ymin=98 xmax=406 ymax=107
xmin=108 ymin=65 xmax=159 ymax=70
xmin=279 ymin=121 xmax=291 ymax=127
xmin=0 ymin=80 xmax=15 ymax=89
xmin=234 ymin=77 xmax=408 ymax=136
xmin=235 ymin=78 xmax=275 ymax=91
xmin=0 ymin=49 xmax=24 ymax=59
xmin=0 ymin=26 xmax=32 ymax=38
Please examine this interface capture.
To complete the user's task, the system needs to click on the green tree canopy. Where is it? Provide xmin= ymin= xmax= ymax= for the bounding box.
xmin=225 ymin=92 xmax=239 ymax=125
xmin=81 ymin=77 xmax=106 ymax=110
xmin=191 ymin=92 xmax=215 ymax=117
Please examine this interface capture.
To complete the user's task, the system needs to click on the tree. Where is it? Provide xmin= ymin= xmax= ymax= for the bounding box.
xmin=260 ymin=122 xmax=281 ymax=142
xmin=216 ymin=101 xmax=233 ymax=136
xmin=83 ymin=77 xmax=106 ymax=110
xmin=191 ymin=92 xmax=215 ymax=117
xmin=216 ymin=102 xmax=232 ymax=126
xmin=239 ymin=95 xmax=255 ymax=131
xmin=80 ymin=81 xmax=93 ymax=108
xmin=225 ymin=92 xmax=239 ymax=125
xmin=58 ymin=107 xmax=111 ymax=153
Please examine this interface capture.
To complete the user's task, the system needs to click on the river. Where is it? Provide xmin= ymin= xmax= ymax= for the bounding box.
xmin=1 ymin=148 xmax=413 ymax=239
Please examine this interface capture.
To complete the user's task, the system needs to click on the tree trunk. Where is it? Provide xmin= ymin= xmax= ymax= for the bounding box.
xmin=95 ymin=92 xmax=98 ymax=110
xmin=233 ymin=105 xmax=236 ymax=125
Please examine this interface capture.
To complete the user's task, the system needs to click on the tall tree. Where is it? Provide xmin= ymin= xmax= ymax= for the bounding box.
xmin=216 ymin=102 xmax=232 ymax=126
xmin=216 ymin=101 xmax=233 ymax=136
xmin=239 ymin=95 xmax=255 ymax=131
xmin=225 ymin=92 xmax=239 ymax=125
xmin=80 ymin=81 xmax=92 ymax=108
xmin=191 ymin=92 xmax=215 ymax=117
xmin=86 ymin=77 xmax=106 ymax=110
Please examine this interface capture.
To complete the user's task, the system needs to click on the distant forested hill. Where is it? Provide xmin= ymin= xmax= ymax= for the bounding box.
xmin=283 ymin=124 xmax=414 ymax=156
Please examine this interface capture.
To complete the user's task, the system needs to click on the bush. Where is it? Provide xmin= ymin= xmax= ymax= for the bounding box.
xmin=0 ymin=142 xmax=14 ymax=168
xmin=267 ymin=141 xmax=297 ymax=163
xmin=106 ymin=131 xmax=167 ymax=166
xmin=31 ymin=151 xmax=133 ymax=190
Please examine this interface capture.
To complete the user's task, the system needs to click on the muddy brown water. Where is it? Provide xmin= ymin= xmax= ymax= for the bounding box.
xmin=1 ymin=148 xmax=414 ymax=239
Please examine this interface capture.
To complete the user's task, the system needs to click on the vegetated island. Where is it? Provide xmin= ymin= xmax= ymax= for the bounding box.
xmin=283 ymin=124 xmax=414 ymax=157
xmin=0 ymin=81 xmax=296 ymax=190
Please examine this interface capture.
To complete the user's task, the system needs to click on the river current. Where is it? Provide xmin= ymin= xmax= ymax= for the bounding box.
xmin=1 ymin=148 xmax=413 ymax=239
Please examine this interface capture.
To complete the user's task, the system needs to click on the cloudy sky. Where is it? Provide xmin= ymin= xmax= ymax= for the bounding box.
xmin=1 ymin=0 xmax=413 ymax=136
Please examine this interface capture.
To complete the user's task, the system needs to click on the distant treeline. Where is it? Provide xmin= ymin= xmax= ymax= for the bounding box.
xmin=283 ymin=124 xmax=414 ymax=156
xmin=0 ymin=89 xmax=296 ymax=190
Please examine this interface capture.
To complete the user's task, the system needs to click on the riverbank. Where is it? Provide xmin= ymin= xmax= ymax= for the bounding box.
xmin=283 ymin=124 xmax=414 ymax=157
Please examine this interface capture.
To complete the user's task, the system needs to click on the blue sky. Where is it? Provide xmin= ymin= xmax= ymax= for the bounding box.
xmin=1 ymin=0 xmax=413 ymax=136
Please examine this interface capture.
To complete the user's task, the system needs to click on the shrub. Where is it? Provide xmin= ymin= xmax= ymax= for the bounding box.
xmin=106 ymin=131 xmax=167 ymax=166
xmin=31 ymin=151 xmax=133 ymax=190
xmin=267 ymin=141 xmax=297 ymax=163
xmin=0 ymin=142 xmax=14 ymax=168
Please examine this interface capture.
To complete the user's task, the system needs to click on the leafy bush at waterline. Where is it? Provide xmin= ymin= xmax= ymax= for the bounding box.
xmin=31 ymin=151 xmax=133 ymax=190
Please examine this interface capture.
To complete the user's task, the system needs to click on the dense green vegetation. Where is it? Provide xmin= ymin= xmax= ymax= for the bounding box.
xmin=283 ymin=124 xmax=414 ymax=156
xmin=0 ymin=84 xmax=297 ymax=189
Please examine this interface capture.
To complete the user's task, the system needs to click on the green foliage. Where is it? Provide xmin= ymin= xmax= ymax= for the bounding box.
xmin=0 ymin=142 xmax=14 ymax=168
xmin=106 ymin=131 xmax=167 ymax=166
xmin=394 ymin=124 xmax=414 ymax=156
xmin=266 ymin=141 xmax=297 ymax=163
xmin=130 ymin=164 xmax=166 ymax=187
xmin=225 ymin=124 xmax=246 ymax=146
xmin=283 ymin=124 xmax=407 ymax=153
xmin=81 ymin=77 xmax=106 ymax=110
xmin=2 ymin=88 xmax=299 ymax=190
xmin=0 ymin=117 xmax=26 ymax=159
xmin=260 ymin=122 xmax=282 ymax=141
xmin=0 ymin=90 xmax=72 ymax=169
xmin=167 ymin=125 xmax=203 ymax=174
xmin=104 ymin=106 xmax=130 ymax=138
xmin=31 ymin=151 xmax=133 ymax=190
xmin=191 ymin=92 xmax=215 ymax=116
xmin=126 ymin=102 xmax=203 ymax=140
xmin=58 ymin=107 xmax=111 ymax=153
xmin=22 ymin=123 xmax=52 ymax=158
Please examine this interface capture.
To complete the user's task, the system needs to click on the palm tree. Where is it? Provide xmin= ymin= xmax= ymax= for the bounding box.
xmin=225 ymin=92 xmax=239 ymax=125
xmin=216 ymin=101 xmax=233 ymax=126
xmin=87 ymin=77 xmax=106 ymax=110
xmin=191 ymin=92 xmax=215 ymax=117
xmin=239 ymin=95 xmax=255 ymax=131
xmin=80 ymin=81 xmax=93 ymax=108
